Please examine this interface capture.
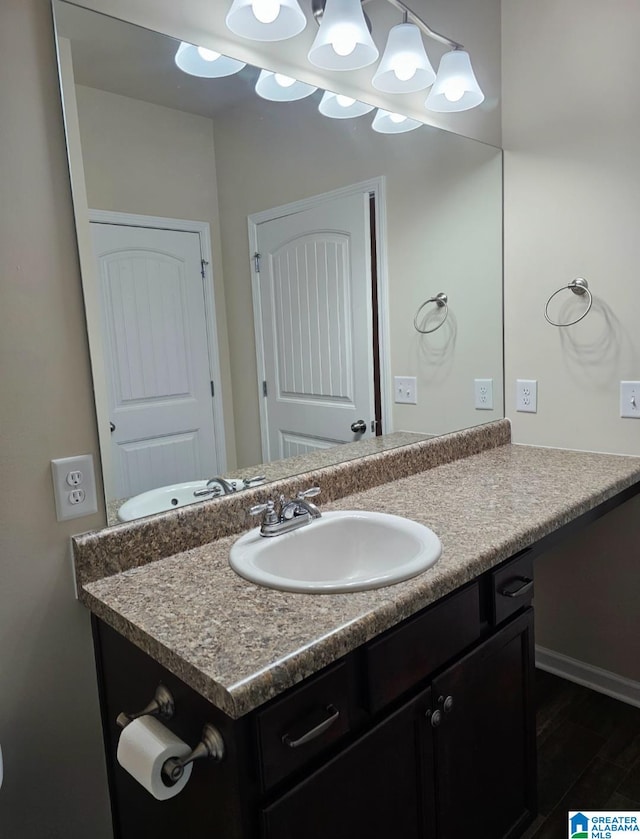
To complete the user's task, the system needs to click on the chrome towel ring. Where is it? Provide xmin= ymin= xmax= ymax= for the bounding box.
xmin=544 ymin=278 xmax=593 ymax=327
xmin=413 ymin=292 xmax=449 ymax=334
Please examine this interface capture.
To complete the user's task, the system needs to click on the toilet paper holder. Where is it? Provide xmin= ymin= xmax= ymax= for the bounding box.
xmin=116 ymin=684 xmax=175 ymax=730
xmin=161 ymin=724 xmax=225 ymax=783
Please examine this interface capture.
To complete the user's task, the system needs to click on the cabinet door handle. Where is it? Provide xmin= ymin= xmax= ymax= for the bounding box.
xmin=282 ymin=704 xmax=340 ymax=748
xmin=499 ymin=576 xmax=533 ymax=598
xmin=427 ymin=709 xmax=443 ymax=728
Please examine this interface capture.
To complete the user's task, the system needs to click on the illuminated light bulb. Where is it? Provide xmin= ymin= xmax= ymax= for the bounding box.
xmin=252 ymin=0 xmax=281 ymax=24
xmin=443 ymin=80 xmax=466 ymax=102
xmin=332 ymin=26 xmax=359 ymax=57
xmin=197 ymin=47 xmax=221 ymax=62
xmin=392 ymin=55 xmax=418 ymax=82
xmin=274 ymin=73 xmax=296 ymax=88
xmin=389 ymin=112 xmax=407 ymax=124
xmin=336 ymin=94 xmax=356 ymax=108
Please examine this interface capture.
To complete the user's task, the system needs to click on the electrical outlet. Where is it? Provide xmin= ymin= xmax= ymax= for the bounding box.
xmin=516 ymin=379 xmax=538 ymax=413
xmin=474 ymin=378 xmax=494 ymax=410
xmin=394 ymin=376 xmax=417 ymax=404
xmin=51 ymin=455 xmax=98 ymax=521
xmin=620 ymin=381 xmax=640 ymax=418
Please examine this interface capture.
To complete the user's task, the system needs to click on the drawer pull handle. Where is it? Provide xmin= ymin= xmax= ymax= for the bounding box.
xmin=499 ymin=577 xmax=534 ymax=598
xmin=282 ymin=704 xmax=340 ymax=749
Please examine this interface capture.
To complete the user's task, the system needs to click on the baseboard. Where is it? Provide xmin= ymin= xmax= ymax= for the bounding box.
xmin=535 ymin=645 xmax=640 ymax=708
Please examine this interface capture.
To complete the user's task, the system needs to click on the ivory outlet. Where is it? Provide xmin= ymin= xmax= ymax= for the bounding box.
xmin=51 ymin=454 xmax=98 ymax=521
xmin=394 ymin=376 xmax=417 ymax=405
xmin=516 ymin=380 xmax=538 ymax=413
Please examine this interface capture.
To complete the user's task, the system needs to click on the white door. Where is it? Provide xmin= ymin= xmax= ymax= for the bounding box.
xmin=254 ymin=191 xmax=375 ymax=461
xmin=91 ymin=222 xmax=220 ymax=498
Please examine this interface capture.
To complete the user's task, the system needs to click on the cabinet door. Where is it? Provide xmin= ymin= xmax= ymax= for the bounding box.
xmin=432 ymin=609 xmax=536 ymax=839
xmin=261 ymin=687 xmax=436 ymax=839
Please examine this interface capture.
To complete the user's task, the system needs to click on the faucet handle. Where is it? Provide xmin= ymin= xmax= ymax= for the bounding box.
xmin=249 ymin=499 xmax=279 ymax=525
xmin=297 ymin=486 xmax=320 ymax=499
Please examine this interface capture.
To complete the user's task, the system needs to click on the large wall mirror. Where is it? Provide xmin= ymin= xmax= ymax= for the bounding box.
xmin=52 ymin=0 xmax=504 ymax=525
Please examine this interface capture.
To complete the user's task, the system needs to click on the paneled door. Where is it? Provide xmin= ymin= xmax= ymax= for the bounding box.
xmin=91 ymin=222 xmax=220 ymax=499
xmin=253 ymin=190 xmax=376 ymax=461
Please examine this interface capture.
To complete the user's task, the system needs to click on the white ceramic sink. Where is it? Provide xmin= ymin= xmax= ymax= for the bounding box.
xmin=229 ymin=511 xmax=442 ymax=593
xmin=117 ymin=481 xmax=213 ymax=521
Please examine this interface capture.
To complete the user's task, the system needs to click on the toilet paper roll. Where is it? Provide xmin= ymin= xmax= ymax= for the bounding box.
xmin=116 ymin=716 xmax=193 ymax=801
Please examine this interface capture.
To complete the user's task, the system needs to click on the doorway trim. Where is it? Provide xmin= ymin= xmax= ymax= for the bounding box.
xmin=247 ymin=177 xmax=392 ymax=459
xmin=88 ymin=209 xmax=227 ymax=479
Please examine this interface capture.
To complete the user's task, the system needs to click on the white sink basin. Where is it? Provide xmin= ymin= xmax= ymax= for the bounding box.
xmin=229 ymin=511 xmax=442 ymax=593
xmin=117 ymin=481 xmax=213 ymax=521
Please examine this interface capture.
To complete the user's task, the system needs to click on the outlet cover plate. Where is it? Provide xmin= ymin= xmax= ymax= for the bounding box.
xmin=474 ymin=378 xmax=494 ymax=410
xmin=620 ymin=381 xmax=640 ymax=418
xmin=394 ymin=376 xmax=417 ymax=404
xmin=51 ymin=454 xmax=98 ymax=521
xmin=516 ymin=379 xmax=538 ymax=413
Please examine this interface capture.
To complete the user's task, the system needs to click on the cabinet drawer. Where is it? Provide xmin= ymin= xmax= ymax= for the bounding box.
xmin=364 ymin=582 xmax=481 ymax=713
xmin=256 ymin=658 xmax=359 ymax=791
xmin=490 ymin=549 xmax=534 ymax=625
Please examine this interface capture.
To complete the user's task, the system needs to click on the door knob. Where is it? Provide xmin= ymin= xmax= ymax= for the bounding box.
xmin=110 ymin=422 xmax=116 ymax=433
xmin=351 ymin=419 xmax=366 ymax=433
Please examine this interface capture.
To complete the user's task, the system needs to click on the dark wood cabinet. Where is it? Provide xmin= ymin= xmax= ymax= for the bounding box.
xmin=93 ymin=556 xmax=536 ymax=839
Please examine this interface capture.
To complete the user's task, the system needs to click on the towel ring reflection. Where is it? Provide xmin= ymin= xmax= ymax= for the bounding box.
xmin=413 ymin=293 xmax=449 ymax=334
xmin=544 ymin=278 xmax=593 ymax=327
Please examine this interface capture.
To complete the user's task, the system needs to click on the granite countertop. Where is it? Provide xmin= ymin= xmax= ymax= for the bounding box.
xmin=80 ymin=442 xmax=640 ymax=719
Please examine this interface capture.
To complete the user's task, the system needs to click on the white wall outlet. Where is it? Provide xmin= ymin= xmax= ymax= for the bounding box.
xmin=51 ymin=454 xmax=98 ymax=521
xmin=394 ymin=376 xmax=417 ymax=404
xmin=620 ymin=381 xmax=640 ymax=418
xmin=474 ymin=378 xmax=494 ymax=410
xmin=516 ymin=379 xmax=538 ymax=413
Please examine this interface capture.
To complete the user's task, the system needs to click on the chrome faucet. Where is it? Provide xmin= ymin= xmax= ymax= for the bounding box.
xmin=250 ymin=487 xmax=322 ymax=537
xmin=193 ymin=475 xmax=266 ymax=499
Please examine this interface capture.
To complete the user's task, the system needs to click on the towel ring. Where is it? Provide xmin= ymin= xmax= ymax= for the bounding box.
xmin=414 ymin=293 xmax=449 ymax=334
xmin=544 ymin=278 xmax=592 ymax=327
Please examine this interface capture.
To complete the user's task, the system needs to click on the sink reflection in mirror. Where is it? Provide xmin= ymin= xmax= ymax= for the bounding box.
xmin=229 ymin=511 xmax=442 ymax=593
xmin=52 ymin=1 xmax=503 ymax=527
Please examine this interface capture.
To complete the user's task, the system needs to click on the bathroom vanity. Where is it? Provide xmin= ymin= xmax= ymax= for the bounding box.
xmin=73 ymin=422 xmax=640 ymax=839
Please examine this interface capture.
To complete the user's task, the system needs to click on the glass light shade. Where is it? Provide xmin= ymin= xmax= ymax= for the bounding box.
xmin=226 ymin=0 xmax=306 ymax=42
xmin=255 ymin=70 xmax=318 ymax=101
xmin=308 ymin=0 xmax=379 ymax=71
xmin=371 ymin=109 xmax=422 ymax=134
xmin=425 ymin=49 xmax=485 ymax=112
xmin=174 ymin=42 xmax=246 ymax=78
xmin=318 ymin=90 xmax=374 ymax=118
xmin=372 ymin=23 xmax=436 ymax=93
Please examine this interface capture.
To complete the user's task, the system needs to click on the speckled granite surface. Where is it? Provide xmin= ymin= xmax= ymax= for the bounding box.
xmin=74 ymin=420 xmax=509 ymax=587
xmin=104 ymin=431 xmax=432 ymax=527
xmin=80 ymin=441 xmax=640 ymax=719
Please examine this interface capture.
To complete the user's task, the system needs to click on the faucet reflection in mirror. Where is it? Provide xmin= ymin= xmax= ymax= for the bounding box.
xmin=223 ymin=0 xmax=484 ymax=112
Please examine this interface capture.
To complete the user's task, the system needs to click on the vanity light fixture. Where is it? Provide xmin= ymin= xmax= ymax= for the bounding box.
xmin=226 ymin=0 xmax=485 ymax=114
xmin=174 ymin=42 xmax=246 ymax=77
xmin=255 ymin=70 xmax=318 ymax=101
xmin=425 ymin=49 xmax=485 ymax=112
xmin=372 ymin=22 xmax=435 ymax=93
xmin=318 ymin=90 xmax=374 ymax=118
xmin=371 ymin=108 xmax=422 ymax=134
xmin=308 ymin=0 xmax=379 ymax=71
xmin=226 ymin=0 xmax=307 ymax=41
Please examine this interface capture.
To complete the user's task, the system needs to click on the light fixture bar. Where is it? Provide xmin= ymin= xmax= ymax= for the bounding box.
xmin=384 ymin=0 xmax=463 ymax=50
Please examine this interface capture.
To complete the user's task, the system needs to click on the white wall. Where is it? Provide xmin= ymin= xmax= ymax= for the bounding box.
xmin=503 ymin=0 xmax=640 ymax=682
xmin=213 ymin=96 xmax=503 ymax=467
xmin=0 ymin=1 xmax=112 ymax=836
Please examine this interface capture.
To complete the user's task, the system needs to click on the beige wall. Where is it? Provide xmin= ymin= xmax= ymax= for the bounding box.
xmin=213 ymin=97 xmax=503 ymax=467
xmin=74 ymin=84 xmax=237 ymax=469
xmin=503 ymin=0 xmax=640 ymax=681
xmin=64 ymin=0 xmax=502 ymax=147
xmin=0 ymin=1 xmax=111 ymax=837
